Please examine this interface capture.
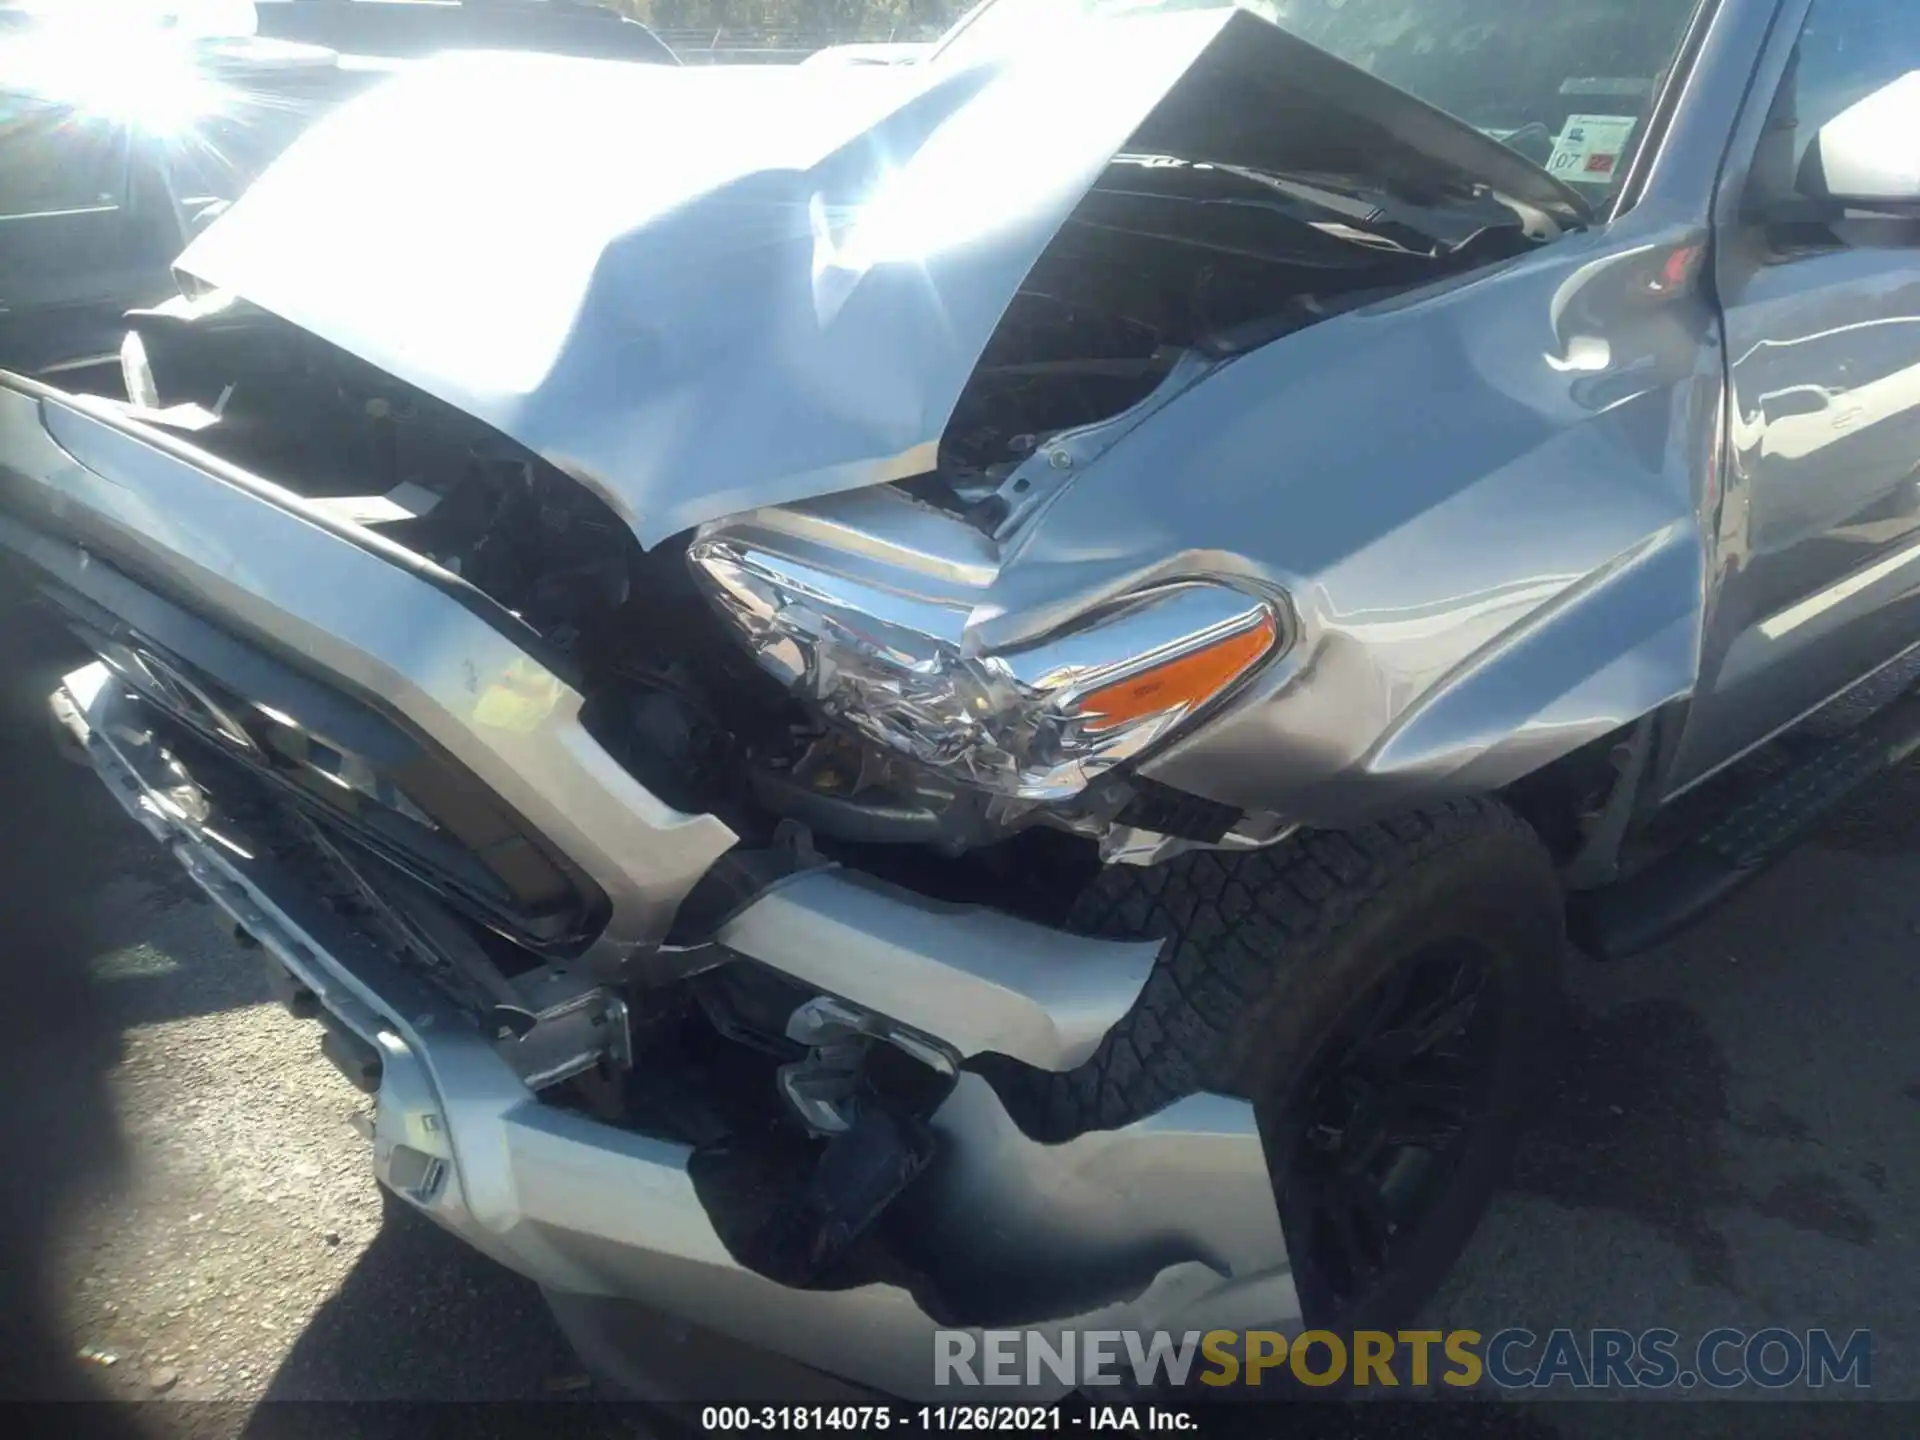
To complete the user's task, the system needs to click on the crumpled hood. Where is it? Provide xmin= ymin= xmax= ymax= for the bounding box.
xmin=178 ymin=10 xmax=1582 ymax=547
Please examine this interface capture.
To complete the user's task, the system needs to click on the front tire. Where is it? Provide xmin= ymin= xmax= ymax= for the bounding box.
xmin=1019 ymin=797 xmax=1563 ymax=1330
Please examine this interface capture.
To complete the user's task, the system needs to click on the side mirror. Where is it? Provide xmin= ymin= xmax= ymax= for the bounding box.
xmin=1797 ymin=70 xmax=1920 ymax=216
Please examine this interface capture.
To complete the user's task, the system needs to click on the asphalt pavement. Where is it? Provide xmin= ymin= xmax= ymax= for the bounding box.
xmin=1 ymin=563 xmax=1914 ymax=1439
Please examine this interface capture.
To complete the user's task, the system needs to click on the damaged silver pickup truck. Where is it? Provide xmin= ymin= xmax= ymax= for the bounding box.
xmin=5 ymin=0 xmax=1920 ymax=1402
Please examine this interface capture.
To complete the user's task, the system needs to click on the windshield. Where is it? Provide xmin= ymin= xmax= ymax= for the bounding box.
xmin=936 ymin=0 xmax=1705 ymax=202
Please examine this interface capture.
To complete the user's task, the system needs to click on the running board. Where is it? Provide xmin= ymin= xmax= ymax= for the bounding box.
xmin=1571 ymin=689 xmax=1920 ymax=960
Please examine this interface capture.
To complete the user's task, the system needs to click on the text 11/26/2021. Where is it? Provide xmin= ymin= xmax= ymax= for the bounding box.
xmin=700 ymin=1407 xmax=1193 ymax=1431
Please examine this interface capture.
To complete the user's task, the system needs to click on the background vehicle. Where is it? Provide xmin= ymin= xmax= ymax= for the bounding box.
xmin=0 ymin=2 xmax=675 ymax=378
xmin=0 ymin=33 xmax=380 ymax=379
xmin=249 ymin=0 xmax=676 ymax=63
xmin=1 ymin=0 xmax=1917 ymax=1402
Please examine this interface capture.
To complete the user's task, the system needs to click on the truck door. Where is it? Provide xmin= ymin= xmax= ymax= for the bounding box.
xmin=1672 ymin=0 xmax=1920 ymax=790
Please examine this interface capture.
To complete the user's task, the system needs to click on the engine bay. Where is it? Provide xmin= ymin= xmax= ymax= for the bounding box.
xmin=922 ymin=155 xmax=1535 ymax=526
xmin=102 ymin=142 xmax=1544 ymax=922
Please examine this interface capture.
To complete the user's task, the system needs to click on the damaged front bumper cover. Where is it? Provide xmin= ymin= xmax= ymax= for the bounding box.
xmin=6 ymin=369 xmax=1296 ymax=1397
xmin=55 ymin=662 xmax=1295 ymax=1398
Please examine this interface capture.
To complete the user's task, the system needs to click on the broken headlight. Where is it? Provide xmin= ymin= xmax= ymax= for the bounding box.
xmin=689 ymin=534 xmax=1282 ymax=802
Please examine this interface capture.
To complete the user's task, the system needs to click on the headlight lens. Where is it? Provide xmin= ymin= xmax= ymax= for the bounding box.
xmin=690 ymin=534 xmax=1282 ymax=801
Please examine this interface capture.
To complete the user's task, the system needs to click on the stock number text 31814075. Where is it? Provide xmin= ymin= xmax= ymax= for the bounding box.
xmin=701 ymin=1407 xmax=1065 ymax=1431
xmin=701 ymin=1406 xmax=1198 ymax=1432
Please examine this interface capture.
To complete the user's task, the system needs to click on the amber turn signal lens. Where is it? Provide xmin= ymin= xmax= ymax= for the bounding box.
xmin=1075 ymin=610 xmax=1278 ymax=731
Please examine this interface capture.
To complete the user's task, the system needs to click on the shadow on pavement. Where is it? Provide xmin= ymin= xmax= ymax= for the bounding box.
xmin=260 ymin=1197 xmax=580 ymax=1403
xmin=0 ymin=564 xmax=144 ymax=1420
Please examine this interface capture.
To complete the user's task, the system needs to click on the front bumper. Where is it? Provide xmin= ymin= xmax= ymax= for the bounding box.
xmin=57 ymin=662 xmax=1296 ymax=1399
xmin=8 ymin=373 xmax=1296 ymax=1400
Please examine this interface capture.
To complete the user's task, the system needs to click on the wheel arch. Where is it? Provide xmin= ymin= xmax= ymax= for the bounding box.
xmin=1361 ymin=521 xmax=1702 ymax=816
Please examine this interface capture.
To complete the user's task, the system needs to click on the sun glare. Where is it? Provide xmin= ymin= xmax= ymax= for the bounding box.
xmin=1 ymin=17 xmax=231 ymax=136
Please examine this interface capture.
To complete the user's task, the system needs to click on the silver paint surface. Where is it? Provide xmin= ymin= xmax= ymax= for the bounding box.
xmin=137 ymin=1 xmax=1898 ymax=840
xmin=689 ymin=212 xmax=1724 ymax=822
xmin=175 ymin=17 xmax=1238 ymax=547
xmin=689 ymin=0 xmax=1842 ymax=819
xmin=984 ymin=219 xmax=1722 ymax=817
xmin=1664 ymin=0 xmax=1920 ymax=793
xmin=5 ymin=0 xmax=1917 ymax=1400
xmin=714 ymin=867 xmax=1164 ymax=1071
xmin=173 ymin=7 xmax=1586 ymax=551
xmin=0 ymin=381 xmax=738 ymax=958
xmin=55 ymin=663 xmax=1291 ymax=1401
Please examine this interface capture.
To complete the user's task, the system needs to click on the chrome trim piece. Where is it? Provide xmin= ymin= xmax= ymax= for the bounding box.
xmin=715 ymin=868 xmax=1163 ymax=1073
xmin=0 ymin=380 xmax=738 ymax=961
xmin=54 ymin=665 xmax=1295 ymax=1401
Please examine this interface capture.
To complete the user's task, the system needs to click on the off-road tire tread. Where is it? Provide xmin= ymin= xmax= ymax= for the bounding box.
xmin=996 ymin=797 xmax=1544 ymax=1140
